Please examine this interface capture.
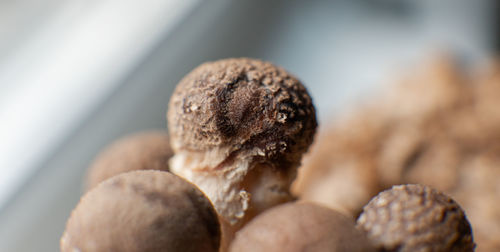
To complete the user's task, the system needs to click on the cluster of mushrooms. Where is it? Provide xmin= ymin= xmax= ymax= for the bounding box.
xmin=61 ymin=57 xmax=495 ymax=252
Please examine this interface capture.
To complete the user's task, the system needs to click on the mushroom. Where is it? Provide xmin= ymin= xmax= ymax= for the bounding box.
xmin=377 ymin=121 xmax=463 ymax=192
xmin=357 ymin=184 xmax=475 ymax=252
xmin=377 ymin=54 xmax=468 ymax=121
xmin=292 ymin=118 xmax=382 ymax=218
xmin=229 ymin=202 xmax=375 ymax=252
xmin=85 ymin=131 xmax=173 ymax=190
xmin=61 ymin=170 xmax=221 ymax=252
xmin=167 ymin=58 xmax=317 ymax=233
xmin=450 ymin=147 xmax=500 ymax=251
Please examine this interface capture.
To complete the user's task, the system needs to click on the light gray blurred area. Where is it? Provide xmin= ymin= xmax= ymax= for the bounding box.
xmin=0 ymin=0 xmax=497 ymax=251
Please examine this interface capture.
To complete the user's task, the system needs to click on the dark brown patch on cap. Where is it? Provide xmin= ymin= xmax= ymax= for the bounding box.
xmin=168 ymin=58 xmax=317 ymax=168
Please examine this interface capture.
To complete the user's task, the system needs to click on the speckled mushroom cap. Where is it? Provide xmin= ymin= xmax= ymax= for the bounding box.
xmin=229 ymin=202 xmax=375 ymax=252
xmin=167 ymin=58 xmax=317 ymax=233
xmin=85 ymin=131 xmax=173 ymax=190
xmin=168 ymin=58 xmax=316 ymax=161
xmin=357 ymin=184 xmax=475 ymax=252
xmin=61 ymin=170 xmax=221 ymax=252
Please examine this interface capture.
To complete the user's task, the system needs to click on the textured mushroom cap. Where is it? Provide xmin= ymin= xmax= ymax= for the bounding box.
xmin=229 ymin=202 xmax=375 ymax=252
xmin=167 ymin=58 xmax=317 ymax=167
xmin=357 ymin=184 xmax=475 ymax=252
xmin=86 ymin=131 xmax=173 ymax=190
xmin=61 ymin=171 xmax=221 ymax=252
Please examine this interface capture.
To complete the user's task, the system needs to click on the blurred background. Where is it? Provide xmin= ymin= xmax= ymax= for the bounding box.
xmin=0 ymin=0 xmax=497 ymax=251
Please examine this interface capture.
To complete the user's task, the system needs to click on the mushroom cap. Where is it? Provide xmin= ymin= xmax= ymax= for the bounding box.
xmin=292 ymin=120 xmax=382 ymax=218
xmin=85 ymin=131 xmax=173 ymax=190
xmin=61 ymin=170 xmax=221 ymax=252
xmin=357 ymin=184 xmax=475 ymax=252
xmin=229 ymin=202 xmax=375 ymax=252
xmin=167 ymin=58 xmax=317 ymax=168
xmin=451 ymin=147 xmax=500 ymax=251
xmin=378 ymin=54 xmax=468 ymax=121
xmin=377 ymin=120 xmax=463 ymax=192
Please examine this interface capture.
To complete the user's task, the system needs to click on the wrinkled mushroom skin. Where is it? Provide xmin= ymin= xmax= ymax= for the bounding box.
xmin=168 ymin=58 xmax=316 ymax=157
xmin=167 ymin=58 xmax=317 ymax=232
xmin=357 ymin=184 xmax=475 ymax=252
xmin=86 ymin=131 xmax=173 ymax=190
xmin=61 ymin=171 xmax=221 ymax=252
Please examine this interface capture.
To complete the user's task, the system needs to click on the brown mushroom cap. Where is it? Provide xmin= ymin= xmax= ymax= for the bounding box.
xmin=292 ymin=119 xmax=382 ymax=218
xmin=166 ymin=58 xmax=317 ymax=231
xmin=377 ymin=54 xmax=468 ymax=121
xmin=61 ymin=170 xmax=221 ymax=252
xmin=229 ymin=202 xmax=375 ymax=252
xmin=85 ymin=131 xmax=173 ymax=190
xmin=357 ymin=184 xmax=475 ymax=252
xmin=168 ymin=58 xmax=316 ymax=162
xmin=451 ymin=147 xmax=500 ymax=251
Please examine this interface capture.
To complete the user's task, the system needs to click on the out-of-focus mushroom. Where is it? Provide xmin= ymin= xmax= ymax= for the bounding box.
xmin=378 ymin=55 xmax=468 ymax=121
xmin=292 ymin=118 xmax=382 ymax=218
xmin=451 ymin=147 xmax=500 ymax=251
xmin=293 ymin=56 xmax=469 ymax=216
xmin=229 ymin=202 xmax=375 ymax=252
xmin=86 ymin=131 xmax=172 ymax=190
xmin=61 ymin=170 xmax=221 ymax=252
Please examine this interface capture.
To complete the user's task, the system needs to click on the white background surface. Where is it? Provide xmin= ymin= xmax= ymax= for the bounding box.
xmin=0 ymin=0 xmax=200 ymax=209
xmin=0 ymin=0 xmax=496 ymax=251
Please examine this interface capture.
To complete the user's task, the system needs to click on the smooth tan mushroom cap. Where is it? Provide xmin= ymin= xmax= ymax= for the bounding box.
xmin=86 ymin=131 xmax=173 ymax=190
xmin=61 ymin=170 xmax=221 ymax=252
xmin=229 ymin=202 xmax=375 ymax=252
xmin=451 ymin=147 xmax=500 ymax=251
xmin=292 ymin=121 xmax=381 ymax=218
